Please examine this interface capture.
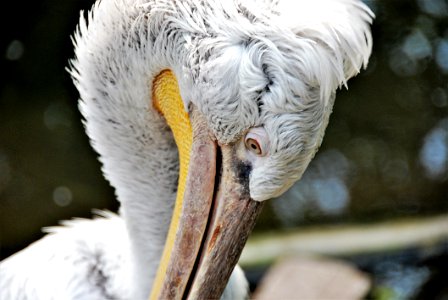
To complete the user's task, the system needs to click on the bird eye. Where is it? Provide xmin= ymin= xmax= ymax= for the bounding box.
xmin=244 ymin=127 xmax=269 ymax=156
xmin=245 ymin=138 xmax=262 ymax=155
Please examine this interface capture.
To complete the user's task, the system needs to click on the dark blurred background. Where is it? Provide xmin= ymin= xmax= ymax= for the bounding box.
xmin=1 ymin=0 xmax=447 ymax=298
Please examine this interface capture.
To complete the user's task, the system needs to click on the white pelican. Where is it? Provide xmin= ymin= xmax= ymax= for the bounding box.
xmin=0 ymin=0 xmax=373 ymax=299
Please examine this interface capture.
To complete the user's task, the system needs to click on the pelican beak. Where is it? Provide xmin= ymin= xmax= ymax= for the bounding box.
xmin=150 ymin=70 xmax=263 ymax=300
xmin=184 ymin=111 xmax=264 ymax=299
xmin=150 ymin=70 xmax=262 ymax=300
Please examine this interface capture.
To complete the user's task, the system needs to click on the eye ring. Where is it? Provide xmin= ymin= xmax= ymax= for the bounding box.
xmin=245 ymin=138 xmax=262 ymax=155
xmin=244 ymin=127 xmax=269 ymax=157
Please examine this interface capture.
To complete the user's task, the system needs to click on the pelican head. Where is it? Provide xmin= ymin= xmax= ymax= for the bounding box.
xmin=175 ymin=0 xmax=373 ymax=201
xmin=70 ymin=0 xmax=373 ymax=298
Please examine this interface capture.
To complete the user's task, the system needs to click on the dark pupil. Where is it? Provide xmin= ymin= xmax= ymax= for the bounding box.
xmin=251 ymin=143 xmax=257 ymax=150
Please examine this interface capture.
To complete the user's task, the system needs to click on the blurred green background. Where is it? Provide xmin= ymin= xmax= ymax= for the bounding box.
xmin=1 ymin=0 xmax=447 ymax=298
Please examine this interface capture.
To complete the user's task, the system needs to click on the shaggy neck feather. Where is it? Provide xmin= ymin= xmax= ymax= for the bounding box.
xmin=72 ymin=2 xmax=192 ymax=297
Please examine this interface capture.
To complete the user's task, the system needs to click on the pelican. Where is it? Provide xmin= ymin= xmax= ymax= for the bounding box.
xmin=0 ymin=0 xmax=373 ymax=299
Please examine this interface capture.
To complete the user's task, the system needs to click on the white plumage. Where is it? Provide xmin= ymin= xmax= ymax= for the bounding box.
xmin=0 ymin=212 xmax=248 ymax=299
xmin=0 ymin=0 xmax=373 ymax=299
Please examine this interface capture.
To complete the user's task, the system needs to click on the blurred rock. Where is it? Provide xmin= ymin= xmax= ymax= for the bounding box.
xmin=253 ymin=256 xmax=370 ymax=300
